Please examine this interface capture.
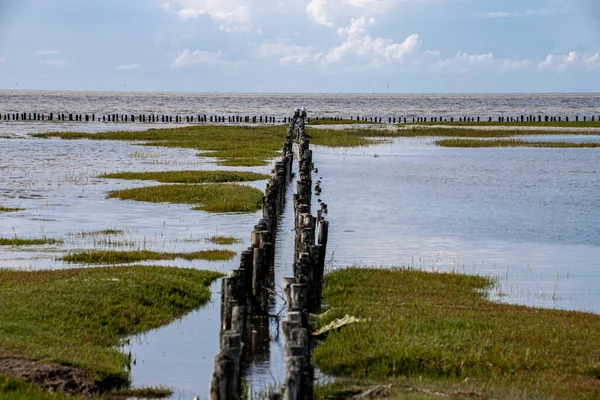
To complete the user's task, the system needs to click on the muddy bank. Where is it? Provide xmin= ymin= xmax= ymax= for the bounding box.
xmin=0 ymin=358 xmax=99 ymax=397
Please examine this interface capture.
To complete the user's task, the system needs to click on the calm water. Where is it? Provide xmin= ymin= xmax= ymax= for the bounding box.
xmin=1 ymin=91 xmax=599 ymax=398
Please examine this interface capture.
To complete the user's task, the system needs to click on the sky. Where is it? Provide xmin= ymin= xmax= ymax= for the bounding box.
xmin=0 ymin=0 xmax=599 ymax=93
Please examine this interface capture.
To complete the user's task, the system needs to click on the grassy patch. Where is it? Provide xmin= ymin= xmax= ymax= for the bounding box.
xmin=70 ymin=229 xmax=125 ymax=237
xmin=206 ymin=235 xmax=242 ymax=245
xmin=33 ymin=125 xmax=286 ymax=167
xmin=408 ymin=120 xmax=600 ymax=128
xmin=308 ymin=118 xmax=379 ymax=125
xmin=436 ymin=139 xmax=600 ymax=148
xmin=61 ymin=249 xmax=235 ymax=264
xmin=0 ymin=208 xmax=24 ymax=213
xmin=0 ymin=375 xmax=70 ymax=400
xmin=0 ymin=237 xmax=63 ymax=246
xmin=314 ymin=268 xmax=600 ymax=399
xmin=307 ymin=126 xmax=600 ymax=148
xmin=0 ymin=266 xmax=222 ymax=393
xmin=99 ymin=170 xmax=269 ymax=183
xmin=107 ymin=183 xmax=264 ymax=213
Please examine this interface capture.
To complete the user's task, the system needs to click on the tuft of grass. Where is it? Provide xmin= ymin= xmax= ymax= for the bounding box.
xmin=0 ymin=237 xmax=63 ymax=246
xmin=407 ymin=120 xmax=600 ymax=128
xmin=111 ymin=385 xmax=173 ymax=398
xmin=0 ymin=208 xmax=24 ymax=213
xmin=436 ymin=138 xmax=600 ymax=148
xmin=308 ymin=118 xmax=380 ymax=125
xmin=0 ymin=375 xmax=70 ymax=400
xmin=70 ymin=229 xmax=125 ymax=237
xmin=0 ymin=266 xmax=222 ymax=393
xmin=206 ymin=235 xmax=242 ymax=245
xmin=314 ymin=268 xmax=600 ymax=399
xmin=33 ymin=125 xmax=287 ymax=167
xmin=60 ymin=249 xmax=235 ymax=264
xmin=107 ymin=183 xmax=264 ymax=213
xmin=99 ymin=170 xmax=270 ymax=183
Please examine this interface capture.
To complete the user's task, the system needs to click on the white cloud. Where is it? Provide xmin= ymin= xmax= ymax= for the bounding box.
xmin=40 ymin=60 xmax=67 ymax=68
xmin=537 ymin=51 xmax=600 ymax=73
xmin=171 ymin=49 xmax=224 ymax=67
xmin=293 ymin=17 xmax=421 ymax=66
xmin=258 ymin=39 xmax=312 ymax=59
xmin=306 ymin=0 xmax=395 ymax=26
xmin=434 ymin=51 xmax=495 ymax=72
xmin=0 ymin=57 xmax=6 ymax=63
xmin=37 ymin=50 xmax=62 ymax=56
xmin=480 ymin=9 xmax=553 ymax=18
xmin=163 ymin=0 xmax=252 ymax=29
xmin=117 ymin=64 xmax=142 ymax=70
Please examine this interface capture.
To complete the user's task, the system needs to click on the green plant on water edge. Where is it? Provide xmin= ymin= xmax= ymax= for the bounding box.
xmin=406 ymin=120 xmax=600 ymax=128
xmin=307 ymin=118 xmax=380 ymax=126
xmin=107 ymin=183 xmax=264 ymax=213
xmin=68 ymin=229 xmax=125 ymax=237
xmin=206 ymin=235 xmax=242 ymax=245
xmin=0 ymin=266 xmax=223 ymax=398
xmin=436 ymin=138 xmax=600 ymax=148
xmin=0 ymin=208 xmax=24 ymax=213
xmin=60 ymin=249 xmax=236 ymax=265
xmin=0 ymin=374 xmax=172 ymax=399
xmin=99 ymin=170 xmax=270 ymax=184
xmin=313 ymin=267 xmax=600 ymax=399
xmin=32 ymin=125 xmax=287 ymax=167
xmin=0 ymin=237 xmax=63 ymax=246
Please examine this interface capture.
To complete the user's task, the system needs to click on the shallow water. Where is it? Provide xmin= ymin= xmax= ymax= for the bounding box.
xmin=1 ymin=91 xmax=600 ymax=398
xmin=313 ymin=137 xmax=600 ymax=313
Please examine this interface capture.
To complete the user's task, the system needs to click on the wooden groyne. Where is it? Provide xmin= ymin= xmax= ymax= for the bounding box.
xmin=210 ymin=111 xmax=298 ymax=399
xmin=0 ymin=112 xmax=290 ymax=124
xmin=282 ymin=111 xmax=329 ymax=400
xmin=3 ymin=112 xmax=599 ymax=125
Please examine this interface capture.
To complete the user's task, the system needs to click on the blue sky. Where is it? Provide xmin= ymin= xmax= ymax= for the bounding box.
xmin=0 ymin=0 xmax=599 ymax=93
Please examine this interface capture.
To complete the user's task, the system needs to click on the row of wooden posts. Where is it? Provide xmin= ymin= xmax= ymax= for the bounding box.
xmin=210 ymin=111 xmax=298 ymax=399
xmin=3 ymin=112 xmax=599 ymax=125
xmin=0 ymin=112 xmax=284 ymax=124
xmin=282 ymin=112 xmax=329 ymax=400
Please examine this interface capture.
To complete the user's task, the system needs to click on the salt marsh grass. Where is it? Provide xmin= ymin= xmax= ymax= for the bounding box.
xmin=99 ymin=170 xmax=269 ymax=184
xmin=0 ymin=237 xmax=63 ymax=246
xmin=437 ymin=138 xmax=600 ymax=148
xmin=61 ymin=249 xmax=235 ymax=265
xmin=315 ymin=268 xmax=600 ymax=399
xmin=107 ymin=183 xmax=264 ymax=213
xmin=0 ymin=266 xmax=222 ymax=396
xmin=34 ymin=125 xmax=286 ymax=167
xmin=0 ymin=208 xmax=24 ymax=213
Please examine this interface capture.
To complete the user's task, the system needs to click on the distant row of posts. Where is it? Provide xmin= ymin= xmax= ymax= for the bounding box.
xmin=1 ymin=113 xmax=599 ymax=124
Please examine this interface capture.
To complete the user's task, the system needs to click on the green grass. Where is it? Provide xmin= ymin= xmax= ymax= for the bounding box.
xmin=0 ymin=208 xmax=24 ymax=213
xmin=70 ymin=229 xmax=124 ymax=237
xmin=314 ymin=268 xmax=600 ymax=399
xmin=107 ymin=183 xmax=264 ymax=213
xmin=33 ymin=125 xmax=287 ymax=167
xmin=0 ymin=266 xmax=223 ymax=395
xmin=0 ymin=237 xmax=63 ymax=246
xmin=436 ymin=138 xmax=600 ymax=148
xmin=206 ymin=235 xmax=242 ymax=245
xmin=0 ymin=375 xmax=70 ymax=400
xmin=99 ymin=170 xmax=270 ymax=184
xmin=306 ymin=126 xmax=600 ymax=148
xmin=308 ymin=118 xmax=380 ymax=125
xmin=407 ymin=120 xmax=600 ymax=128
xmin=61 ymin=249 xmax=235 ymax=264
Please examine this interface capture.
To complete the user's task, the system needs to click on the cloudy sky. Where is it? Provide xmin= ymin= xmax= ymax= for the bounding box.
xmin=0 ymin=0 xmax=599 ymax=93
